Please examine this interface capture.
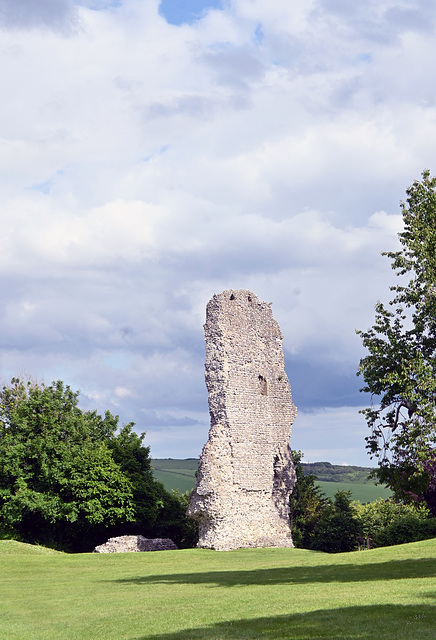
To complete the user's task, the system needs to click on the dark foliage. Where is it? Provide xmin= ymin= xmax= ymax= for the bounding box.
xmin=309 ymin=490 xmax=360 ymax=553
xmin=289 ymin=451 xmax=327 ymax=547
xmin=375 ymin=513 xmax=436 ymax=547
xmin=0 ymin=378 xmax=197 ymax=551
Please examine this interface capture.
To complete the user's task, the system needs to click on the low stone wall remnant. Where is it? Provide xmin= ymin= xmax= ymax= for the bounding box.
xmin=94 ymin=535 xmax=178 ymax=553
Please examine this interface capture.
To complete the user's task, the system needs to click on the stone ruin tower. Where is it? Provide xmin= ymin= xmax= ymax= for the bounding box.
xmin=187 ymin=289 xmax=297 ymax=550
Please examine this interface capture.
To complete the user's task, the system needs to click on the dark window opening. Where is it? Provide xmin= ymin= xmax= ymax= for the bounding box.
xmin=258 ymin=374 xmax=267 ymax=396
xmin=273 ymin=454 xmax=282 ymax=491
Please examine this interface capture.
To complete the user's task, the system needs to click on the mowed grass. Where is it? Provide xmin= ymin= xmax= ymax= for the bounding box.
xmin=1 ymin=538 xmax=436 ymax=640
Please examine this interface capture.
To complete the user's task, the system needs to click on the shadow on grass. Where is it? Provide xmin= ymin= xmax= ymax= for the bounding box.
xmin=133 ymin=603 xmax=436 ymax=640
xmin=111 ymin=557 xmax=436 ymax=588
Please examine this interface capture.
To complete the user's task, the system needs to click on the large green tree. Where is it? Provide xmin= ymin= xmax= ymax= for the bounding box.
xmin=357 ymin=170 xmax=436 ymax=514
xmin=0 ymin=379 xmax=136 ymax=549
xmin=0 ymin=378 xmax=197 ymax=550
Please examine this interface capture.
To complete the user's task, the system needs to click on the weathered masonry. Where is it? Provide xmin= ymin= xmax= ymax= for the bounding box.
xmin=187 ymin=289 xmax=297 ymax=550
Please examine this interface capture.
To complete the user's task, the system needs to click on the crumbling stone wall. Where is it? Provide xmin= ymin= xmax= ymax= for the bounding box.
xmin=94 ymin=535 xmax=177 ymax=553
xmin=187 ymin=289 xmax=297 ymax=550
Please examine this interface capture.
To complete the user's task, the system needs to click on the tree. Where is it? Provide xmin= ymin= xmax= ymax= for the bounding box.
xmin=357 ymin=170 xmax=436 ymax=514
xmin=0 ymin=378 xmax=196 ymax=550
xmin=310 ymin=490 xmax=360 ymax=553
xmin=0 ymin=379 xmax=136 ymax=549
xmin=289 ymin=451 xmax=327 ymax=547
xmin=108 ymin=425 xmax=164 ymax=532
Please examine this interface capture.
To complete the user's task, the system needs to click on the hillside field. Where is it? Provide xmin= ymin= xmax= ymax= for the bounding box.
xmin=1 ymin=538 xmax=435 ymax=639
xmin=150 ymin=458 xmax=392 ymax=502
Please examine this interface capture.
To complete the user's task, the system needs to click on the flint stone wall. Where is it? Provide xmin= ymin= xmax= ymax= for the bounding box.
xmin=94 ymin=535 xmax=178 ymax=553
xmin=187 ymin=289 xmax=297 ymax=550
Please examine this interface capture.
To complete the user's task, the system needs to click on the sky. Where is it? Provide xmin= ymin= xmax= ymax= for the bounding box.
xmin=0 ymin=0 xmax=435 ymax=466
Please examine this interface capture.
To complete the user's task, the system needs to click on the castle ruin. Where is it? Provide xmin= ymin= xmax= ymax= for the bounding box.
xmin=187 ymin=289 xmax=297 ymax=550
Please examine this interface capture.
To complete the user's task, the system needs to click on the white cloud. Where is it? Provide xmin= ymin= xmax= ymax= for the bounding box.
xmin=0 ymin=0 xmax=434 ymax=464
xmin=114 ymin=386 xmax=135 ymax=398
xmin=292 ymin=406 xmax=371 ymax=466
xmin=0 ymin=197 xmax=161 ymax=274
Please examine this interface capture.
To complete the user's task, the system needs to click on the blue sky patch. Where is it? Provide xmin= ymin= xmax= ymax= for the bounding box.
xmin=159 ymin=0 xmax=222 ymax=26
xmin=30 ymin=179 xmax=53 ymax=195
xmin=356 ymin=52 xmax=372 ymax=64
xmin=104 ymin=352 xmax=132 ymax=371
xmin=254 ymin=23 xmax=264 ymax=45
xmin=76 ymin=1 xmax=122 ymax=10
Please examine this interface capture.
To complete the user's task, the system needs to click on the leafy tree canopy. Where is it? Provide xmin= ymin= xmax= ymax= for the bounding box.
xmin=357 ymin=170 xmax=436 ymax=514
xmin=0 ymin=379 xmax=136 ymax=547
xmin=0 ymin=378 xmax=197 ymax=550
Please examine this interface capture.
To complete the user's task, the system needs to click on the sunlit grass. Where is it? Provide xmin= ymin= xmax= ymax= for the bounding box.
xmin=1 ymin=538 xmax=435 ymax=639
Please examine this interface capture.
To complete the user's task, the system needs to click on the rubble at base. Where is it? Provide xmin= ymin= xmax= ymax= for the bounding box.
xmin=93 ymin=535 xmax=178 ymax=553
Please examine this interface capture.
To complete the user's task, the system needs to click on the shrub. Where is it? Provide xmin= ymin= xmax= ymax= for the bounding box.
xmin=354 ymin=499 xmax=436 ymax=547
xmin=309 ymin=490 xmax=360 ymax=553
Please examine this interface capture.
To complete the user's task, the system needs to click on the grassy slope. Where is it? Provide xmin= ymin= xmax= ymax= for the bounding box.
xmin=1 ymin=539 xmax=435 ymax=640
xmin=317 ymin=480 xmax=391 ymax=502
xmin=151 ymin=458 xmax=198 ymax=493
xmin=150 ymin=459 xmax=392 ymax=501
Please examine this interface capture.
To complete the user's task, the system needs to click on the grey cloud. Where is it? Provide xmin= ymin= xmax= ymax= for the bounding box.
xmin=0 ymin=0 xmax=78 ymax=32
xmin=198 ymin=45 xmax=264 ymax=89
xmin=314 ymin=0 xmax=436 ymax=44
xmin=139 ymin=410 xmax=202 ymax=428
xmin=285 ymin=355 xmax=364 ymax=412
xmin=385 ymin=7 xmax=434 ymax=32
xmin=143 ymin=49 xmax=261 ymax=120
xmin=145 ymin=95 xmax=219 ymax=120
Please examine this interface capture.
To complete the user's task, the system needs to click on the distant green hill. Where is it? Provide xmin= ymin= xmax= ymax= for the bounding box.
xmin=150 ymin=458 xmax=392 ymax=502
xmin=150 ymin=458 xmax=199 ymax=493
xmin=303 ymin=461 xmax=377 ymax=483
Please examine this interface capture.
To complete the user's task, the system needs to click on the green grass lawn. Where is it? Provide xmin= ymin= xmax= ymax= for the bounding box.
xmin=1 ymin=538 xmax=435 ymax=639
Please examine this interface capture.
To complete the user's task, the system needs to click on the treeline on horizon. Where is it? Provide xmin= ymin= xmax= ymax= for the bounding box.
xmin=151 ymin=458 xmax=377 ymax=483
